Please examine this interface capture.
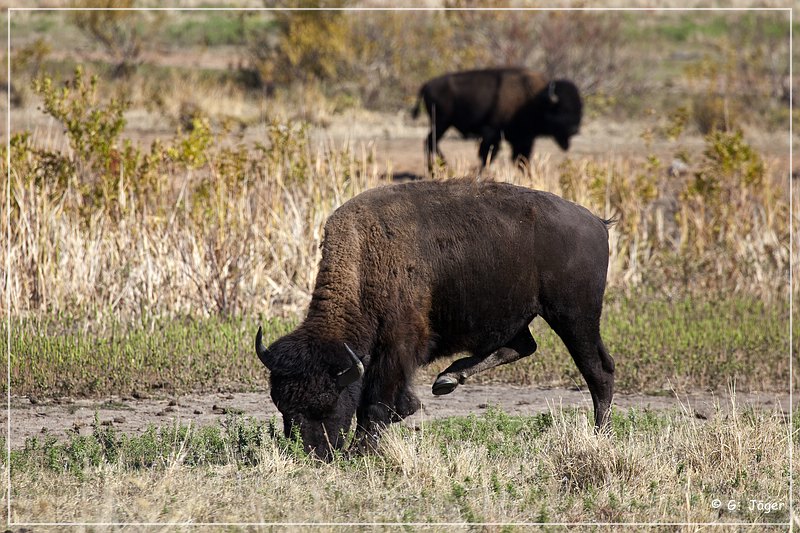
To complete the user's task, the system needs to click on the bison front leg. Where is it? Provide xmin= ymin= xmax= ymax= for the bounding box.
xmin=391 ymin=385 xmax=421 ymax=422
xmin=511 ymin=137 xmax=534 ymax=169
xmin=426 ymin=126 xmax=448 ymax=173
xmin=433 ymin=326 xmax=537 ymax=395
xmin=478 ymin=130 xmax=502 ymax=168
xmin=350 ymin=391 xmax=418 ymax=454
xmin=352 ymin=365 xmax=417 ymax=453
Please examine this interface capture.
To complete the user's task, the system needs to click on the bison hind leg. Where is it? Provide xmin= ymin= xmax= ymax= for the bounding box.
xmin=425 ymin=130 xmax=447 ymax=173
xmin=555 ymin=326 xmax=615 ymax=430
xmin=478 ymin=130 xmax=502 ymax=168
xmin=511 ymin=138 xmax=534 ymax=169
xmin=432 ymin=326 xmax=538 ymax=395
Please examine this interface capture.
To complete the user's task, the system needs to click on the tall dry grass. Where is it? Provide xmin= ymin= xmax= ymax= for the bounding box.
xmin=2 ymin=118 xmax=792 ymax=324
xmin=0 ymin=68 xmax=791 ymax=323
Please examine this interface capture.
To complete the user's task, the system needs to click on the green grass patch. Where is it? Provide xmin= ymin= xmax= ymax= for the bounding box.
xmin=0 ymin=407 xmax=748 ymax=473
xmin=424 ymin=408 xmax=555 ymax=458
xmin=8 ymin=292 xmax=789 ymax=399
xmin=466 ymin=291 xmax=789 ymax=393
xmin=655 ymin=14 xmax=732 ymax=43
xmin=7 ymin=413 xmax=294 ymax=478
xmin=8 ymin=314 xmax=295 ymax=398
xmin=162 ymin=13 xmax=276 ymax=47
xmin=9 ymin=12 xmax=60 ymax=35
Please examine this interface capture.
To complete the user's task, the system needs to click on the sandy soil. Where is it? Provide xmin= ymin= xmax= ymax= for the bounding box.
xmin=4 ymin=385 xmax=792 ymax=449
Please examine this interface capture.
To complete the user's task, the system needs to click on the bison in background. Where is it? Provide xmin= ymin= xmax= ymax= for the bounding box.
xmin=411 ymin=68 xmax=583 ymax=171
xmin=256 ymin=179 xmax=614 ymax=459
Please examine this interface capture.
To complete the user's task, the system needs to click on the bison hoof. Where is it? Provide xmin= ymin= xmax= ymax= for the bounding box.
xmin=432 ymin=375 xmax=459 ymax=395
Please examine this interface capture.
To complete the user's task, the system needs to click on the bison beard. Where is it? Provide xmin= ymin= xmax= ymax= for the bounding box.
xmin=256 ymin=179 xmax=614 ymax=459
xmin=411 ymin=68 xmax=583 ymax=172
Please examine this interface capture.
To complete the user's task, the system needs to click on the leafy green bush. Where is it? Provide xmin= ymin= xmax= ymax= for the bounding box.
xmin=33 ymin=67 xmax=127 ymax=167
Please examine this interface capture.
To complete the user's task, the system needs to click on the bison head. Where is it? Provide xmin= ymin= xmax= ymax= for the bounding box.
xmin=542 ymin=80 xmax=583 ymax=151
xmin=255 ymin=327 xmax=364 ymax=459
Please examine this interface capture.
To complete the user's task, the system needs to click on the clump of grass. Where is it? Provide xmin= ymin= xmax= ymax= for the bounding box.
xmin=4 ymin=404 xmax=791 ymax=525
xmin=9 ymin=413 xmax=292 ymax=480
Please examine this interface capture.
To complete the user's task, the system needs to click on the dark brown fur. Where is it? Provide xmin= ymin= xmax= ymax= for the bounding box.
xmin=257 ymin=179 xmax=613 ymax=458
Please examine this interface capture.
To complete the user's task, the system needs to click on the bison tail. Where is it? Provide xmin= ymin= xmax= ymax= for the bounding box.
xmin=601 ymin=214 xmax=619 ymax=228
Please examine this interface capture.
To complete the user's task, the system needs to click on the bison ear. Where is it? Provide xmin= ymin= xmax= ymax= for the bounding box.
xmin=548 ymin=81 xmax=558 ymax=105
xmin=336 ymin=343 xmax=365 ymax=388
xmin=255 ymin=326 xmax=273 ymax=369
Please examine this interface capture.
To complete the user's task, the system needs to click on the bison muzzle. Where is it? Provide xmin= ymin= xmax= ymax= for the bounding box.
xmin=411 ymin=68 xmax=583 ymax=171
xmin=256 ymin=179 xmax=614 ymax=458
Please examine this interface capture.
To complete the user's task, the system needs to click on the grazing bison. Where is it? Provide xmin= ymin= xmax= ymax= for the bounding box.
xmin=411 ymin=68 xmax=583 ymax=171
xmin=255 ymin=179 xmax=614 ymax=458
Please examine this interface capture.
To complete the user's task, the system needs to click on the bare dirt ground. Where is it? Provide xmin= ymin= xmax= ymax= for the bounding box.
xmin=4 ymin=385 xmax=792 ymax=448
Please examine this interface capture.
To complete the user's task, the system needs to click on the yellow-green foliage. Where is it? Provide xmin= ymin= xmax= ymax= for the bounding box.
xmin=265 ymin=4 xmax=354 ymax=85
xmin=32 ymin=68 xmax=127 ymax=166
xmin=681 ymin=129 xmax=775 ymax=266
xmin=555 ymin=128 xmax=786 ymax=294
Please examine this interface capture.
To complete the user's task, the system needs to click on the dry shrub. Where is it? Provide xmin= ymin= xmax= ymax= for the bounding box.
xmin=684 ymin=18 xmax=790 ymax=133
xmin=4 ymin=70 xmax=379 ymax=319
xmin=692 ymin=94 xmax=734 ymax=135
xmin=546 ymin=130 xmax=788 ymax=297
xmin=137 ymin=70 xmax=258 ymax=132
xmin=6 ymin=38 xmax=51 ymax=108
xmin=535 ymin=11 xmax=627 ymax=96
xmin=245 ymin=8 xmax=627 ymax=111
xmin=254 ymin=2 xmax=354 ymax=88
xmin=70 ymin=0 xmax=165 ymax=78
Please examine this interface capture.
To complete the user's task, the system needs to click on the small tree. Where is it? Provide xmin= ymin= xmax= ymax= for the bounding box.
xmin=248 ymin=0 xmax=354 ymax=89
xmin=71 ymin=0 xmax=163 ymax=78
xmin=536 ymin=11 xmax=625 ymax=96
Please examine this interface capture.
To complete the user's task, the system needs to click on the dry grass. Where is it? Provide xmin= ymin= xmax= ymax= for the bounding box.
xmin=4 ymin=124 xmax=382 ymax=319
xmin=3 ymin=119 xmax=791 ymax=324
xmin=2 ymin=400 xmax=792 ymax=527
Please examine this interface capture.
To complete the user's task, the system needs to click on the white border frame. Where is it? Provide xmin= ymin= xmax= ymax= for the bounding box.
xmin=4 ymin=4 xmax=794 ymax=529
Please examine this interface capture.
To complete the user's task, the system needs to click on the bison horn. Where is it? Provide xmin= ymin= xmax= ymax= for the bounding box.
xmin=337 ymin=343 xmax=365 ymax=388
xmin=255 ymin=326 xmax=272 ymax=368
xmin=548 ymin=81 xmax=558 ymax=104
